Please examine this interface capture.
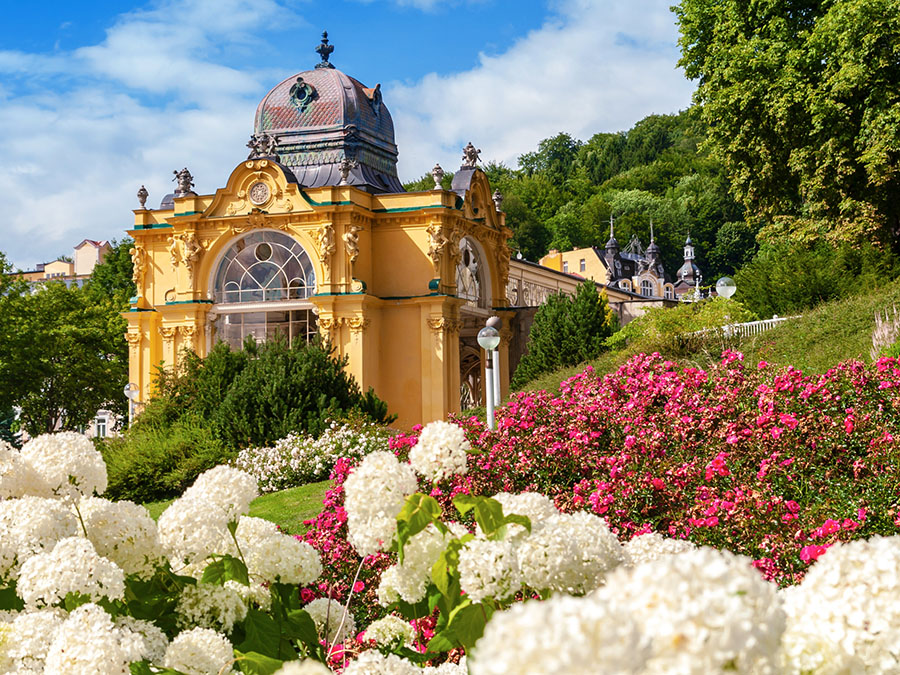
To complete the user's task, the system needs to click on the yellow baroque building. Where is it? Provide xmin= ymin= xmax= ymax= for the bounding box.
xmin=125 ymin=36 xmax=515 ymax=428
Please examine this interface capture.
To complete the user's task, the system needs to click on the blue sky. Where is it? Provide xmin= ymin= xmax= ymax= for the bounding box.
xmin=0 ymin=0 xmax=695 ymax=269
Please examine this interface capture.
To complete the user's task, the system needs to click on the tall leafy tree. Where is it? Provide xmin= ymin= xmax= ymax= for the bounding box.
xmin=675 ymin=0 xmax=900 ymax=249
xmin=512 ymin=280 xmax=617 ymax=389
xmin=1 ymin=282 xmax=127 ymax=435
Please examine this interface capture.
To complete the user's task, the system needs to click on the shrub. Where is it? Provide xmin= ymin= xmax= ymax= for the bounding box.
xmin=102 ymin=414 xmax=233 ymax=503
xmin=233 ymin=418 xmax=395 ymax=494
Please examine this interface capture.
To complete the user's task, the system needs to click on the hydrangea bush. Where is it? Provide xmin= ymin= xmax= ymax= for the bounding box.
xmin=233 ymin=420 xmax=393 ymax=493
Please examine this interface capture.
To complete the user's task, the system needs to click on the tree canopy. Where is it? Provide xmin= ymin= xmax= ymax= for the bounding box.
xmin=675 ymin=0 xmax=900 ymax=250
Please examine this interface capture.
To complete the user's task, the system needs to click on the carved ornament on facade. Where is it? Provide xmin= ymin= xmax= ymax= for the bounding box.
xmin=179 ymin=325 xmax=196 ymax=352
xmin=137 ymin=185 xmax=149 ymax=209
xmin=461 ymin=142 xmax=481 ymax=168
xmin=426 ymin=317 xmax=462 ymax=334
xmin=431 ymin=163 xmax=444 ymax=190
xmin=172 ymin=168 xmax=195 ymax=197
xmin=500 ymin=328 xmax=513 ymax=347
xmin=181 ymin=233 xmax=203 ymax=282
xmin=426 ymin=222 xmax=448 ymax=277
xmin=129 ymin=245 xmax=147 ymax=293
xmin=125 ymin=332 xmax=142 ymax=356
xmin=316 ymin=223 xmax=336 ymax=281
xmin=347 ymin=316 xmax=370 ymax=333
xmin=159 ymin=326 xmax=178 ymax=344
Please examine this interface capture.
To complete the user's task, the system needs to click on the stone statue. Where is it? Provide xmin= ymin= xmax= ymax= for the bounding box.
xmin=172 ymin=168 xmax=194 ymax=197
xmin=461 ymin=142 xmax=481 ymax=168
xmin=247 ymin=133 xmax=279 ymax=159
xmin=431 ymin=163 xmax=445 ymax=190
xmin=343 ymin=223 xmax=361 ymax=264
xmin=492 ymin=189 xmax=503 ymax=211
xmin=168 ymin=236 xmax=180 ymax=268
xmin=129 ymin=245 xmax=146 ymax=291
xmin=182 ymin=233 xmax=202 ymax=281
xmin=137 ymin=185 xmax=149 ymax=209
xmin=339 ymin=158 xmax=358 ymax=185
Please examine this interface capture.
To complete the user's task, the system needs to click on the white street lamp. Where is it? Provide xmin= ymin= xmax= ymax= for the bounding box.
xmin=477 ymin=325 xmax=501 ymax=430
xmin=124 ymin=383 xmax=139 ymax=427
xmin=716 ymin=277 xmax=737 ymax=299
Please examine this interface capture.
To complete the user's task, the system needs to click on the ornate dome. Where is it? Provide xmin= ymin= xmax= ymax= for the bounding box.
xmin=251 ymin=32 xmax=404 ymax=193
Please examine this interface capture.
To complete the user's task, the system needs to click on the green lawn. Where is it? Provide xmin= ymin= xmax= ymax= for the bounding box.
xmin=144 ymin=480 xmax=331 ymax=535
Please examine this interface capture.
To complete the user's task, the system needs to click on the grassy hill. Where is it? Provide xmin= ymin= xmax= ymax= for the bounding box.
xmin=521 ymin=278 xmax=900 ymax=395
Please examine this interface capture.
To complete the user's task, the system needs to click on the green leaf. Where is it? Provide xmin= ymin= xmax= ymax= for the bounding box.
xmin=285 ymin=609 xmax=320 ymax=647
xmin=234 ymin=650 xmax=285 ymax=675
xmin=201 ymin=555 xmax=250 ymax=586
xmin=426 ymin=630 xmax=460 ymax=652
xmin=447 ymin=601 xmax=493 ymax=649
xmin=505 ymin=513 xmax=532 ymax=534
xmin=452 ymin=494 xmax=478 ymax=516
xmin=0 ymin=585 xmax=24 ymax=612
xmin=63 ymin=591 xmax=92 ymax=612
xmin=395 ymin=493 xmax=442 ymax=564
xmin=237 ymin=609 xmax=282 ymax=659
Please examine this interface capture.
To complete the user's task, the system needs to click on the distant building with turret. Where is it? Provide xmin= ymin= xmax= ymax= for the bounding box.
xmin=538 ymin=218 xmax=702 ymax=300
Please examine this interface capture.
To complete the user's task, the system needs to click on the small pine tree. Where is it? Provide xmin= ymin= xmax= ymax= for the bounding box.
xmin=512 ymin=280 xmax=617 ymax=389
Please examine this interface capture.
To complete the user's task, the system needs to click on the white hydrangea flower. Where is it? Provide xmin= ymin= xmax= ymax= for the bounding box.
xmin=0 ymin=608 xmax=65 ymax=673
xmin=409 ymin=420 xmax=470 ymax=482
xmin=490 ymin=492 xmax=558 ymax=537
xmin=517 ymin=511 xmax=627 ymax=595
xmin=44 ymin=603 xmax=143 ymax=675
xmin=158 ymin=500 xmax=236 ymax=571
xmin=623 ymin=531 xmax=696 ymax=566
xmin=182 ymin=465 xmax=259 ymax=523
xmin=17 ymin=537 xmax=125 ymax=608
xmin=595 ymin=546 xmax=785 ymax=674
xmin=470 ymin=595 xmax=647 ymax=675
xmin=376 ymin=524 xmax=454 ymax=606
xmin=364 ymin=614 xmax=414 ymax=649
xmin=303 ymin=597 xmax=356 ymax=644
xmin=235 ymin=516 xmax=322 ymax=585
xmin=272 ymin=660 xmax=333 ymax=675
xmin=779 ymin=536 xmax=900 ymax=674
xmin=114 ymin=615 xmax=169 ymax=664
xmin=175 ymin=583 xmax=248 ymax=634
xmin=0 ymin=496 xmax=79 ymax=580
xmin=343 ymin=650 xmax=419 ymax=675
xmin=424 ymin=657 xmax=467 ymax=674
xmin=20 ymin=432 xmax=107 ymax=500
xmin=164 ymin=627 xmax=236 ymax=675
xmin=343 ymin=451 xmax=417 ymax=557
xmin=225 ymin=580 xmax=272 ymax=611
xmin=78 ymin=496 xmax=163 ymax=579
xmin=458 ymin=538 xmax=520 ymax=603
xmin=0 ymin=441 xmax=49 ymax=499
xmin=158 ymin=466 xmax=257 ymax=571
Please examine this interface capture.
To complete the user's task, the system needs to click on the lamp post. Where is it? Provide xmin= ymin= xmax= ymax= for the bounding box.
xmin=124 ymin=383 xmax=139 ymax=427
xmin=477 ymin=325 xmax=501 ymax=430
xmin=486 ymin=316 xmax=502 ymax=408
xmin=716 ymin=276 xmax=737 ymax=299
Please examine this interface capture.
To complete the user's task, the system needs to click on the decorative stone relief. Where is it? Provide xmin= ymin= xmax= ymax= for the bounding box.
xmin=426 ymin=222 xmax=448 ymax=277
xmin=125 ymin=332 xmax=141 ymax=358
xmin=159 ymin=326 xmax=177 ymax=352
xmin=168 ymin=236 xmax=180 ymax=269
xmin=179 ymin=325 xmax=196 ymax=352
xmin=431 ymin=163 xmax=445 ymax=190
xmin=318 ymin=316 xmax=345 ymax=342
xmin=461 ymin=142 xmax=481 ymax=168
xmin=427 ymin=317 xmax=462 ymax=334
xmin=129 ymin=245 xmax=146 ymax=295
xmin=248 ymin=181 xmax=271 ymax=206
xmin=181 ymin=233 xmax=202 ymax=283
xmin=316 ymin=223 xmax=336 ymax=282
xmin=343 ymin=223 xmax=363 ymax=292
xmin=172 ymin=168 xmax=195 ymax=197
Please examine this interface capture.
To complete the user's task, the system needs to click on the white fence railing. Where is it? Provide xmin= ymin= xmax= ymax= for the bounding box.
xmin=688 ymin=315 xmax=802 ymax=339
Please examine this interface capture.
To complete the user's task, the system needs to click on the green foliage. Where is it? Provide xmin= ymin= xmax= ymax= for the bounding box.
xmin=402 ymin=170 xmax=453 ymax=192
xmin=84 ymin=238 xmax=135 ymax=308
xmin=102 ymin=414 xmax=233 ymax=503
xmin=675 ymin=0 xmax=900 ymax=249
xmin=104 ymin=337 xmax=393 ymax=502
xmin=512 ymin=280 xmax=617 ymax=389
xmin=0 ymin=280 xmax=127 ymax=435
xmin=606 ymin=296 xmax=758 ymax=356
xmin=734 ymin=241 xmax=900 ymax=319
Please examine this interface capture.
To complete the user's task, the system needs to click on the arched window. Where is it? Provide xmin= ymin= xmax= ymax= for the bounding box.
xmin=212 ymin=231 xmax=318 ymax=349
xmin=664 ymin=285 xmax=674 ymax=300
xmin=641 ymin=279 xmax=653 ymax=297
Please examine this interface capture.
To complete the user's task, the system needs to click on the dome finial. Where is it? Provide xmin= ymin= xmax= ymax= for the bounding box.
xmin=315 ymin=31 xmax=335 ymax=69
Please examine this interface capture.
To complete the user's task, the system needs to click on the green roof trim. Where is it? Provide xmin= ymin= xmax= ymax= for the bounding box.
xmin=174 ymin=211 xmax=202 ymax=217
xmin=299 ymin=191 xmax=353 ymax=208
xmin=133 ymin=223 xmax=173 ymax=230
xmin=164 ymin=299 xmax=214 ymax=305
xmin=372 ymin=204 xmax=454 ymax=214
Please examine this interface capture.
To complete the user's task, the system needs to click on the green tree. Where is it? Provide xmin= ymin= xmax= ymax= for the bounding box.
xmin=512 ymin=280 xmax=617 ymax=389
xmin=675 ymin=0 xmax=900 ymax=249
xmin=85 ymin=238 xmax=135 ymax=307
xmin=0 ymin=282 xmax=128 ymax=435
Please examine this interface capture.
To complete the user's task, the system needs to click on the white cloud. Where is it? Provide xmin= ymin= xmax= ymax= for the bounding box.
xmin=0 ymin=0 xmax=694 ymax=269
xmin=387 ymin=0 xmax=695 ymax=180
